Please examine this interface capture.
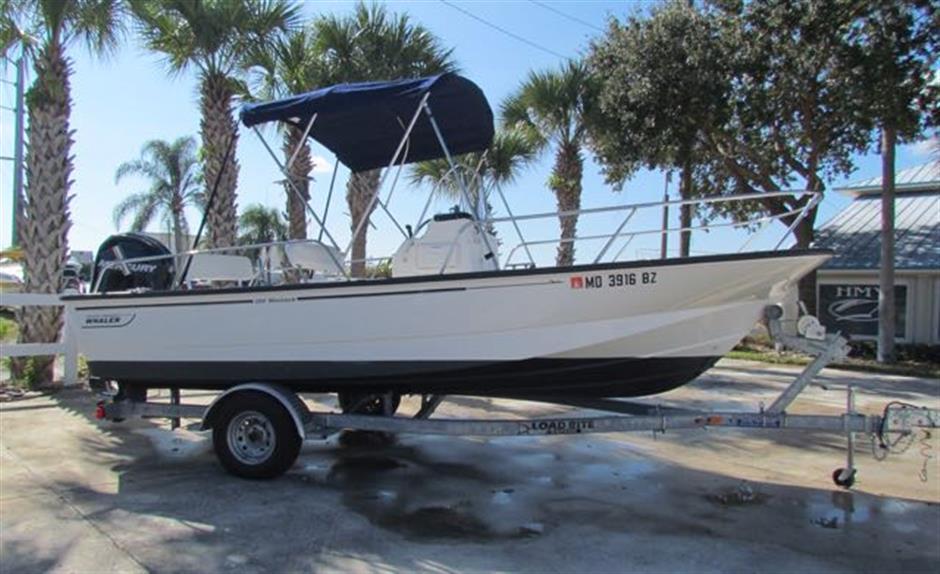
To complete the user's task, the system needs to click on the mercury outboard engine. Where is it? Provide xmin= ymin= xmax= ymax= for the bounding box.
xmin=92 ymin=233 xmax=174 ymax=293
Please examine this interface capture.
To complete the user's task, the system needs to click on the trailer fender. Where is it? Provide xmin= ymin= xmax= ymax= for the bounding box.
xmin=201 ymin=383 xmax=309 ymax=440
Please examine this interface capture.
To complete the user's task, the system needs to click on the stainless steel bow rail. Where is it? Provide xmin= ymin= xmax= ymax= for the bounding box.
xmin=93 ymin=306 xmax=939 ymax=486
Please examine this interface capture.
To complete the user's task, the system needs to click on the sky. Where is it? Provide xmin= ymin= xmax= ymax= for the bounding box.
xmin=0 ymin=0 xmax=936 ymax=267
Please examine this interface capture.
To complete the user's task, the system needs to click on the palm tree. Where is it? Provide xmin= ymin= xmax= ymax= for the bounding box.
xmin=113 ymin=136 xmax=204 ymax=254
xmin=249 ymin=27 xmax=325 ymax=241
xmin=312 ymin=2 xmax=456 ymax=276
xmin=130 ymin=0 xmax=300 ymax=249
xmin=410 ymin=126 xmax=538 ymax=213
xmin=1 ymin=0 xmax=124 ymax=385
xmin=502 ymin=61 xmax=595 ymax=266
xmin=237 ymin=204 xmax=287 ymax=246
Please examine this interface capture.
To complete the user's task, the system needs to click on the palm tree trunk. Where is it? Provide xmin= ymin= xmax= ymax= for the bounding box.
xmin=552 ymin=142 xmax=583 ymax=267
xmin=171 ymin=207 xmax=186 ymax=255
xmin=282 ymin=126 xmax=311 ymax=240
xmin=878 ymin=126 xmax=896 ymax=364
xmin=347 ymin=169 xmax=381 ymax=277
xmin=200 ymin=72 xmax=239 ymax=249
xmin=13 ymin=42 xmax=73 ymax=387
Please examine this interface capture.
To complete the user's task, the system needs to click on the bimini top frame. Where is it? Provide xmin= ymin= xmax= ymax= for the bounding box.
xmin=240 ymin=73 xmax=495 ymax=172
xmin=239 ymin=73 xmax=497 ymax=277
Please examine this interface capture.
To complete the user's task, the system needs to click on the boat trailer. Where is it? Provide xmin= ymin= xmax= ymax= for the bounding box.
xmin=93 ymin=306 xmax=939 ymax=485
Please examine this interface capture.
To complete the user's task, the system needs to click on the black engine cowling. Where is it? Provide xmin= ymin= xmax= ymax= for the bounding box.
xmin=92 ymin=233 xmax=174 ymax=293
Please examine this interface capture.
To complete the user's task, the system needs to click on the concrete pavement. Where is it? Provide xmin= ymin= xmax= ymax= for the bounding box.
xmin=1 ymin=359 xmax=938 ymax=573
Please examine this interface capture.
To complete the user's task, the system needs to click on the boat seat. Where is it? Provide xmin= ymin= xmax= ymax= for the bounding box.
xmin=186 ymin=254 xmax=255 ymax=282
xmin=283 ymin=242 xmax=344 ymax=274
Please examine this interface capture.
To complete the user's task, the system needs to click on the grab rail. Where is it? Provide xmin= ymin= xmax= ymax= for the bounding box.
xmin=432 ymin=189 xmax=820 ymax=272
xmin=502 ymin=196 xmax=817 ymax=268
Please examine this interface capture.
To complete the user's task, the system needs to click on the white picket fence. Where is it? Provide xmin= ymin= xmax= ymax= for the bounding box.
xmin=1 ymin=293 xmax=79 ymax=386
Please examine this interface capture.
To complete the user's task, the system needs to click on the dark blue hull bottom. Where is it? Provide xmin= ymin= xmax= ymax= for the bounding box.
xmin=90 ymin=356 xmax=720 ymax=399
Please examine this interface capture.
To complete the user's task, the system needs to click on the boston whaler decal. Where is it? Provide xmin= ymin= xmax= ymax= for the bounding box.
xmin=570 ymin=271 xmax=658 ymax=290
xmin=252 ymin=296 xmax=298 ymax=304
xmin=82 ymin=313 xmax=136 ymax=329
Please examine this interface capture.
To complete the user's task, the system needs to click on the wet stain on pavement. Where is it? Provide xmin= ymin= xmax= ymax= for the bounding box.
xmin=287 ymin=435 xmax=675 ymax=542
xmin=705 ymin=482 xmax=770 ymax=507
xmin=327 ymin=455 xmax=405 ymax=478
xmin=292 ymin=436 xmax=545 ymax=541
xmin=379 ymin=505 xmax=494 ymax=540
xmin=284 ymin=429 xmax=936 ymax=555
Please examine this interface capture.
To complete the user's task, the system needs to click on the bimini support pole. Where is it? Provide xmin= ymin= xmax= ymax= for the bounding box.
xmin=252 ymin=126 xmax=348 ymax=278
xmin=286 ymin=113 xmax=318 ymax=171
xmin=178 ymin=133 xmax=237 ymax=287
xmin=318 ymin=161 xmax=340 ymax=243
xmin=423 ymin=101 xmax=499 ymax=268
xmin=345 ymin=92 xmax=431 ymax=258
xmin=280 ymin=112 xmax=341 ymax=246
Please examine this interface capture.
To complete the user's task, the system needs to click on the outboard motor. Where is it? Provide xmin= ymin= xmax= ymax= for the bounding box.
xmin=92 ymin=233 xmax=174 ymax=293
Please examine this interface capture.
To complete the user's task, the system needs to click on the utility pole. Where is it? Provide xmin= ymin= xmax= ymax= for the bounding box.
xmin=1 ymin=57 xmax=25 ymax=248
xmin=660 ymin=171 xmax=671 ymax=259
xmin=12 ymin=57 xmax=25 ymax=247
xmin=877 ymin=126 xmax=896 ymax=364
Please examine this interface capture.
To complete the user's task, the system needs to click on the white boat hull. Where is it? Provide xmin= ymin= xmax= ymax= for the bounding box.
xmin=67 ymin=250 xmax=830 ymax=398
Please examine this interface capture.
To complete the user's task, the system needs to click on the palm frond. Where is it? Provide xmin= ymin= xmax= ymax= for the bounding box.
xmin=487 ymin=126 xmax=539 ymax=185
xmin=129 ymin=193 xmax=160 ymax=232
xmin=246 ymin=24 xmax=325 ymax=105
xmin=114 ymin=159 xmax=160 ymax=184
xmin=112 ymin=192 xmax=152 ymax=229
xmin=129 ymin=0 xmax=195 ymax=76
xmin=312 ymin=0 xmax=457 ymax=84
xmin=238 ymin=203 xmax=286 ymax=244
xmin=114 ymin=134 xmax=203 ymax=234
xmin=131 ymin=0 xmax=297 ymax=79
xmin=69 ymin=0 xmax=125 ymax=59
xmin=0 ymin=0 xmax=37 ymax=61
xmin=502 ymin=59 xmax=593 ymax=149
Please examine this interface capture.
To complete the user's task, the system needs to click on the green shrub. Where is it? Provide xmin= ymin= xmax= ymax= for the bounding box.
xmin=0 ymin=317 xmax=18 ymax=342
xmin=847 ymin=341 xmax=940 ymax=364
xmin=7 ymin=357 xmax=44 ymax=389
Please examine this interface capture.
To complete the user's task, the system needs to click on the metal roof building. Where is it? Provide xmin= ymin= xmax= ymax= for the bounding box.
xmin=813 ymin=162 xmax=940 ymax=345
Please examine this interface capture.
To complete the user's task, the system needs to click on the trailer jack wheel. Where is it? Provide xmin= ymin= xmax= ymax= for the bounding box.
xmin=832 ymin=467 xmax=856 ymax=489
xmin=212 ymin=391 xmax=302 ymax=479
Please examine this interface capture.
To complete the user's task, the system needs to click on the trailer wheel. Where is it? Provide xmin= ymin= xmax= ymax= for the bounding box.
xmin=832 ymin=468 xmax=856 ymax=488
xmin=211 ymin=391 xmax=301 ymax=479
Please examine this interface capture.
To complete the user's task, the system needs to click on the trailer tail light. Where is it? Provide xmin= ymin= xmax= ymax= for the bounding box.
xmin=94 ymin=402 xmax=106 ymax=420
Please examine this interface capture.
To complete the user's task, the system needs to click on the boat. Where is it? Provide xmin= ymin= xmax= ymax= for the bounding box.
xmin=65 ymin=73 xmax=830 ymax=406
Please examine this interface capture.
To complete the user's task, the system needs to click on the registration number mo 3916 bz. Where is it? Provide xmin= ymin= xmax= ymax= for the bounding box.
xmin=569 ymin=271 xmax=657 ymax=290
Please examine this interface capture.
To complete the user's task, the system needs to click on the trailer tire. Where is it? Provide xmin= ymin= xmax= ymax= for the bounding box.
xmin=212 ymin=391 xmax=301 ymax=479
